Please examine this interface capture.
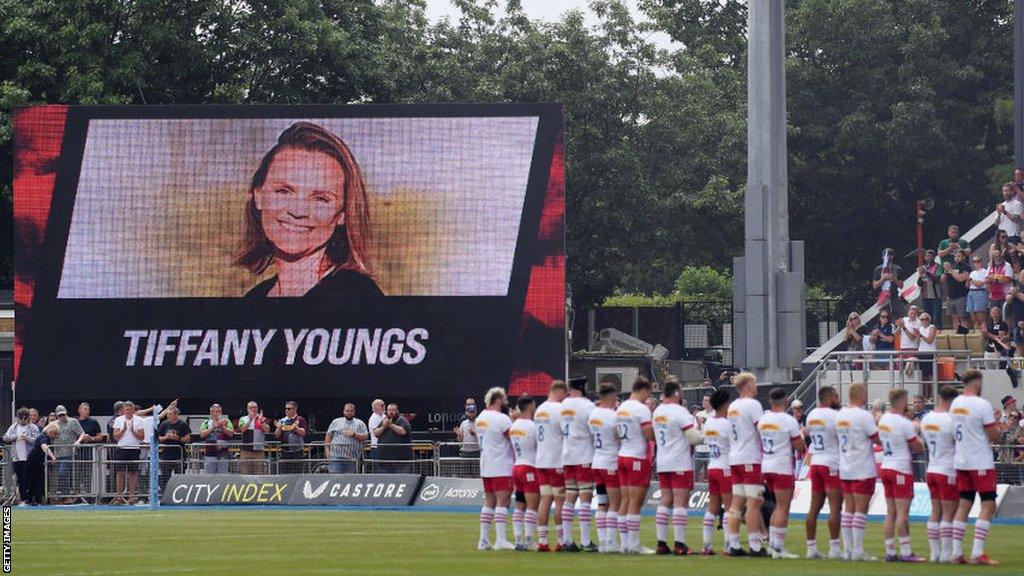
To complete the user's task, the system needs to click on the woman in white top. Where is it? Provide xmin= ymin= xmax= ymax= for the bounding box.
xmin=967 ymin=255 xmax=990 ymax=328
xmin=917 ymin=313 xmax=938 ymax=398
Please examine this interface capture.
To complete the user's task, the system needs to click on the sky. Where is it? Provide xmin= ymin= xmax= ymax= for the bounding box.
xmin=424 ymin=0 xmax=676 ymax=49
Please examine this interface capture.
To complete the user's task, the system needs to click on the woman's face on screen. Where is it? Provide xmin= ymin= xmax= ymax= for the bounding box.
xmin=255 ymin=147 xmax=345 ymax=260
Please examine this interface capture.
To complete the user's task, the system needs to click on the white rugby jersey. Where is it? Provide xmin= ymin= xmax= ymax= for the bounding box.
xmin=950 ymin=394 xmax=997 ymax=471
xmin=475 ymin=409 xmax=514 ymax=478
xmin=560 ymin=395 xmax=596 ymax=465
xmin=878 ymin=412 xmax=917 ymax=474
xmin=588 ymin=406 xmax=620 ymax=471
xmin=509 ymin=418 xmax=538 ymax=467
xmin=921 ymin=411 xmax=956 ymax=477
xmin=805 ymin=406 xmax=840 ymax=469
xmin=758 ymin=410 xmax=801 ymax=475
xmin=534 ymin=400 xmax=564 ymax=469
xmin=836 ymin=405 xmax=879 ymax=480
xmin=702 ymin=417 xmax=732 ymax=470
xmin=616 ymin=399 xmax=652 ymax=459
xmin=652 ymin=403 xmax=697 ymax=473
xmin=727 ymin=397 xmax=764 ymax=466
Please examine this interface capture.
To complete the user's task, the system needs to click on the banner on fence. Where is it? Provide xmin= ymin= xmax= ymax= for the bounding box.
xmin=161 ymin=474 xmax=421 ymax=506
xmin=414 ymin=476 xmax=483 ymax=507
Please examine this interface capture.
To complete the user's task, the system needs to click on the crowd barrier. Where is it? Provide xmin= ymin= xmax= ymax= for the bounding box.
xmin=2 ymin=440 xmax=1023 ymax=505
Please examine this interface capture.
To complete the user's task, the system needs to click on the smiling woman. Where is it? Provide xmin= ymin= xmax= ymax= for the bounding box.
xmin=236 ymin=122 xmax=384 ymax=298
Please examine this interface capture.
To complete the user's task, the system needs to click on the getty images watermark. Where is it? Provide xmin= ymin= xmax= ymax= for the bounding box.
xmin=2 ymin=505 xmax=10 ymax=573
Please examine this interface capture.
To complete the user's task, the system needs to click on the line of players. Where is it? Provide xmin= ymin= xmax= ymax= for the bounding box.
xmin=472 ymin=369 xmax=1000 ymax=565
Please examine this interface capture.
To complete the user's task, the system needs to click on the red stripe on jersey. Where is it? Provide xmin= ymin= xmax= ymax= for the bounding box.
xmin=983 ymin=422 xmax=998 ymax=429
xmin=640 ymin=422 xmax=652 ymax=428
xmin=682 ymin=424 xmax=694 ymax=431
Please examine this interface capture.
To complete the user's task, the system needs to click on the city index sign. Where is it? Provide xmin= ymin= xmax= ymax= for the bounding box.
xmin=162 ymin=475 xmax=290 ymax=505
xmin=161 ymin=474 xmax=422 ymax=506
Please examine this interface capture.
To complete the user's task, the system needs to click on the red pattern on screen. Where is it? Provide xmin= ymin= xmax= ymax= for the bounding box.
xmin=12 ymin=105 xmax=69 ymax=380
xmin=510 ymin=134 xmax=565 ymax=397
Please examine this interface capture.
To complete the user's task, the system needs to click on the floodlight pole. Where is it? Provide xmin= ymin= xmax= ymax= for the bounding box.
xmin=1015 ymin=0 xmax=1023 ymax=169
xmin=733 ymin=0 xmax=806 ymax=383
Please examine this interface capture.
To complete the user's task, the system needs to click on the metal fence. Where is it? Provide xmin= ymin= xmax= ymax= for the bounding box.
xmin=2 ymin=438 xmax=1021 ymax=504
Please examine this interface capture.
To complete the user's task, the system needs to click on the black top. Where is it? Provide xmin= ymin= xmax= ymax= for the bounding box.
xmin=244 ymin=269 xmax=384 ymax=299
xmin=27 ymin=434 xmax=51 ymax=466
xmin=158 ymin=420 xmax=191 ymax=460
xmin=987 ymin=321 xmax=1009 ymax=353
xmin=944 ymin=261 xmax=970 ymax=299
xmin=376 ymin=416 xmax=413 ymax=461
xmin=78 ymin=417 xmax=101 ymax=438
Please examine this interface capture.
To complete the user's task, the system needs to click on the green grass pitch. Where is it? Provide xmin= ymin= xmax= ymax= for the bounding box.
xmin=10 ymin=509 xmax=1024 ymax=575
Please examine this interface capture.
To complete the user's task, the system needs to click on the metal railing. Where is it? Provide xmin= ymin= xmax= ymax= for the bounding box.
xmin=2 ymin=437 xmax=1020 ymax=504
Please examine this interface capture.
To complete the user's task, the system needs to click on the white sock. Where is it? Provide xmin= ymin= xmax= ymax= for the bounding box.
xmin=885 ymin=538 xmax=896 ymax=557
xmin=607 ymin=511 xmax=619 ymax=548
xmin=479 ymin=506 xmax=494 ymax=544
xmin=556 ymin=523 xmax=565 ymax=546
xmin=829 ymin=538 xmax=841 ymax=555
xmin=703 ymin=511 xmax=716 ymax=546
xmin=899 ymin=535 xmax=911 ymax=557
xmin=595 ymin=509 xmax=607 ymax=547
xmin=494 ymin=507 xmax=508 ymax=544
xmin=538 ymin=524 xmax=549 ymax=545
xmin=952 ymin=520 xmax=967 ymax=558
xmin=971 ymin=519 xmax=990 ymax=558
xmin=940 ymin=521 xmax=952 ymax=561
xmin=806 ymin=538 xmax=817 ymax=554
xmin=672 ymin=507 xmax=688 ymax=544
xmin=655 ymin=505 xmax=670 ymax=543
xmin=579 ymin=505 xmax=592 ymax=546
xmin=512 ymin=509 xmax=524 ymax=543
xmin=525 ymin=509 xmax=537 ymax=544
xmin=926 ymin=521 xmax=939 ymax=559
xmin=841 ymin=511 xmax=852 ymax=554
xmin=748 ymin=531 xmax=762 ymax=552
xmin=775 ymin=526 xmax=787 ymax=550
xmin=618 ymin=514 xmax=629 ymax=549
xmin=852 ymin=513 xmax=867 ymax=555
xmin=561 ymin=502 xmax=575 ymax=545
xmin=628 ymin=514 xmax=642 ymax=549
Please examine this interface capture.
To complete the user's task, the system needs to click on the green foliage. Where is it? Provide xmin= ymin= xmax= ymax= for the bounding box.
xmin=0 ymin=0 xmax=1017 ymax=305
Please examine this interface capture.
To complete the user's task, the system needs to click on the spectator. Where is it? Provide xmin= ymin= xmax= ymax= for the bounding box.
xmin=367 ymin=398 xmax=385 ymax=459
xmin=106 ymin=401 xmax=124 ymax=440
xmin=372 ymin=403 xmax=412 ymax=473
xmin=51 ymin=405 xmax=87 ymax=504
xmin=275 ymin=401 xmax=307 ymax=473
xmin=990 ymin=230 xmax=1012 ymax=264
xmin=452 ymin=399 xmax=480 ymax=458
xmin=26 ymin=423 xmax=59 ymax=505
xmin=917 ymin=313 xmax=938 ymax=396
xmin=325 ymin=403 xmax=368 ymax=473
xmin=870 ymin=399 xmax=885 ymax=424
xmin=199 ymin=404 xmax=234 ymax=474
xmin=46 ymin=412 xmax=56 ymax=424
xmin=937 ymin=224 xmax=969 ymax=267
xmin=841 ymin=311 xmax=868 ymax=352
xmin=896 ymin=305 xmax=922 ymax=375
xmin=942 ymin=248 xmax=972 ymax=334
xmin=873 ymin=247 xmax=905 ymax=319
xmin=988 ymin=250 xmax=1014 ymax=309
xmin=1008 ymin=270 xmax=1024 ymax=358
xmin=910 ymin=395 xmax=929 ymax=422
xmin=4 ymin=408 xmax=39 ymax=505
xmin=157 ymin=406 xmax=192 ymax=475
xmin=997 ymin=181 xmax=1023 ymax=245
xmin=76 ymin=403 xmax=103 ymax=444
xmin=702 ymin=378 xmax=713 ymax=388
xmin=28 ymin=408 xmax=41 ymax=429
xmin=111 ymin=401 xmax=145 ymax=505
xmin=1001 ymin=396 xmax=1019 ymax=423
xmin=918 ymin=249 xmax=942 ymax=328
xmin=870 ymin=310 xmax=896 ymax=366
xmin=237 ymin=401 xmax=270 ymax=475
xmin=644 ymin=396 xmax=659 ymax=414
xmin=998 ymin=411 xmax=1021 ymax=463
xmin=696 ymin=394 xmax=714 ymax=424
xmin=983 ymin=306 xmax=1012 ymax=369
xmin=789 ymin=399 xmax=806 ymax=426
xmin=968 ymin=255 xmax=990 ymax=328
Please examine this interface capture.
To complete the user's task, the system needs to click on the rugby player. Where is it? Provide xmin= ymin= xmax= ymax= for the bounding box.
xmin=534 ymin=380 xmax=569 ymax=551
xmin=588 ymin=382 xmax=622 ymax=553
xmin=725 ymin=372 xmax=767 ymax=557
xmin=616 ymin=377 xmax=656 ymax=554
xmin=561 ymin=376 xmax=597 ymax=552
xmin=476 ymin=387 xmax=515 ymax=551
xmin=652 ymin=380 xmax=701 ymax=555
xmin=836 ymin=382 xmax=881 ymax=561
xmin=803 ymin=385 xmax=843 ymax=559
xmin=509 ymin=395 xmax=540 ymax=551
xmin=758 ymin=387 xmax=805 ymax=559
xmin=701 ymin=389 xmax=733 ymax=555
xmin=878 ymin=388 xmax=926 ymax=562
xmin=921 ymin=385 xmax=959 ymax=562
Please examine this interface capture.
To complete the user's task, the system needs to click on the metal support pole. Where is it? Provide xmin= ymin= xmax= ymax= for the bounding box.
xmin=1015 ymin=0 xmax=1023 ymax=168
